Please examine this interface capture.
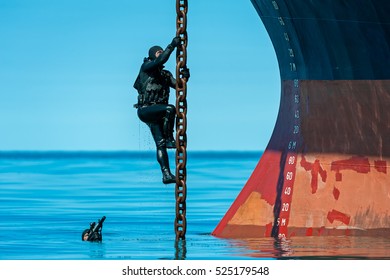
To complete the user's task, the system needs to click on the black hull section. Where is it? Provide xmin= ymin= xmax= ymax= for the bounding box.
xmin=251 ymin=0 xmax=390 ymax=80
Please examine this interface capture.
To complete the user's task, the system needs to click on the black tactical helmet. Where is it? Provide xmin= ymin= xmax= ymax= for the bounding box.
xmin=148 ymin=46 xmax=163 ymax=60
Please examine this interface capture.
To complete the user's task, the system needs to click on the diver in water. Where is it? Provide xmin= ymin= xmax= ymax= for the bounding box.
xmin=81 ymin=216 xmax=106 ymax=242
xmin=134 ymin=36 xmax=190 ymax=184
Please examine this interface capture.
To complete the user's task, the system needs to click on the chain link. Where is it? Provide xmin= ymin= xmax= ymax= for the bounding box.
xmin=175 ymin=0 xmax=188 ymax=241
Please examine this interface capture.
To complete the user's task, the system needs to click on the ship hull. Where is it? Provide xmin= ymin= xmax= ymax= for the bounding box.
xmin=213 ymin=0 xmax=390 ymax=238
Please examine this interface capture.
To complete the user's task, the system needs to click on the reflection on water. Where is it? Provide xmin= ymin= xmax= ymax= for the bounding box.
xmin=174 ymin=240 xmax=187 ymax=260
xmin=1 ymin=151 xmax=390 ymax=259
xmin=227 ymin=236 xmax=390 ymax=259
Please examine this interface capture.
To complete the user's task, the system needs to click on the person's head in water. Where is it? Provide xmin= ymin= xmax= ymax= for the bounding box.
xmin=82 ymin=229 xmax=90 ymax=241
xmin=148 ymin=46 xmax=163 ymax=60
xmin=82 ymin=227 xmax=102 ymax=242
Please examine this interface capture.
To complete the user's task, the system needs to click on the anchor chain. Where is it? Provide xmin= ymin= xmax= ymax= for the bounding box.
xmin=175 ymin=0 xmax=188 ymax=241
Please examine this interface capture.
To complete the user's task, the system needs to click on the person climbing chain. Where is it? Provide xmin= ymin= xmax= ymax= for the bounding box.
xmin=134 ymin=36 xmax=190 ymax=184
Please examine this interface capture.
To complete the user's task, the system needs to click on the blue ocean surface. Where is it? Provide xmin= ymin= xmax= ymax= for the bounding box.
xmin=0 ymin=151 xmax=389 ymax=260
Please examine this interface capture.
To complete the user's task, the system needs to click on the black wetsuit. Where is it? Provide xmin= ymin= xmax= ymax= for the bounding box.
xmin=134 ymin=43 xmax=177 ymax=184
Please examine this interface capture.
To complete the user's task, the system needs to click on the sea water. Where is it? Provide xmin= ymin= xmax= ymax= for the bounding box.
xmin=0 ymin=151 xmax=389 ymax=260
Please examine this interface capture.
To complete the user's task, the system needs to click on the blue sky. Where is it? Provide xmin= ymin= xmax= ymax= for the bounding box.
xmin=0 ymin=0 xmax=280 ymax=151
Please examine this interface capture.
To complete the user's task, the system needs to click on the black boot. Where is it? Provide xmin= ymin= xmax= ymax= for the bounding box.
xmin=162 ymin=168 xmax=176 ymax=184
xmin=156 ymin=146 xmax=176 ymax=184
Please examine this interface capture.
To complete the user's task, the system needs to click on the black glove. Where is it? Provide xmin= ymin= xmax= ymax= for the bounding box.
xmin=181 ymin=67 xmax=190 ymax=80
xmin=170 ymin=36 xmax=181 ymax=48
